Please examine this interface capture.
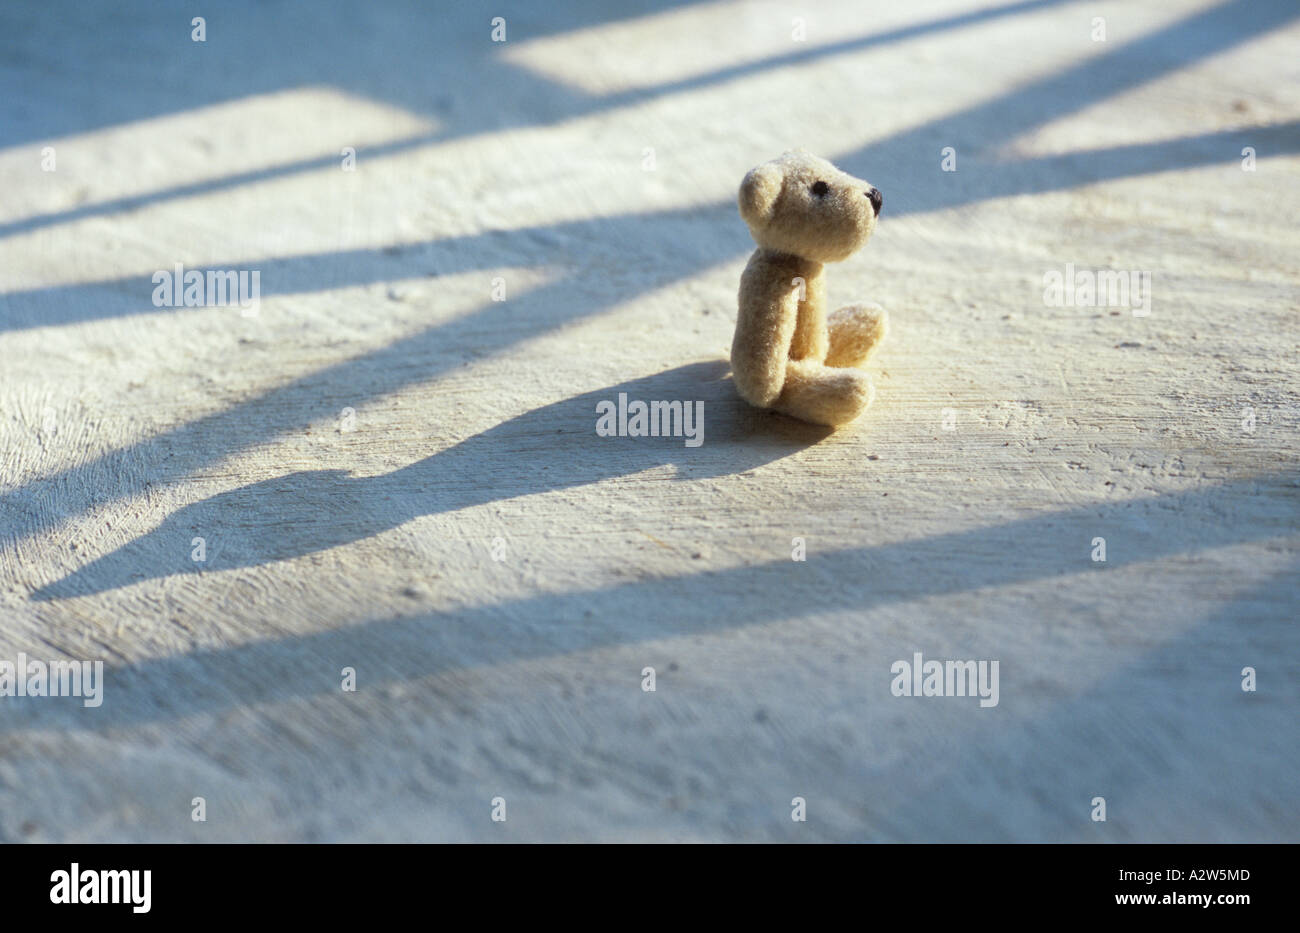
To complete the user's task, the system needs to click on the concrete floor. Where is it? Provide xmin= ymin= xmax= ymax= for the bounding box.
xmin=0 ymin=0 xmax=1296 ymax=841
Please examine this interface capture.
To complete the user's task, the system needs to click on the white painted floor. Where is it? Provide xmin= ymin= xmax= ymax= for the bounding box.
xmin=1 ymin=0 xmax=1296 ymax=841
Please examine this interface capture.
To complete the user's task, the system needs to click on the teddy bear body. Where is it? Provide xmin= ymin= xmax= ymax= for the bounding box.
xmin=731 ymin=151 xmax=888 ymax=426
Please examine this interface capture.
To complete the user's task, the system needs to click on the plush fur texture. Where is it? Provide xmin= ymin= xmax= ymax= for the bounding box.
xmin=731 ymin=150 xmax=888 ymax=426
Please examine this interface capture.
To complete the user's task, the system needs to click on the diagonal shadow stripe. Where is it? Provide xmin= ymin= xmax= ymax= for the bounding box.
xmin=7 ymin=0 xmax=1293 ymax=333
xmin=0 ymin=203 xmax=734 ymax=329
xmin=858 ymin=562 xmax=1300 ymax=842
xmin=0 ymin=0 xmax=708 ymax=149
xmin=0 ymin=131 xmax=442 ymax=241
xmin=0 ymin=205 xmax=741 ymax=551
xmin=592 ymin=0 xmax=1076 ymax=108
xmin=0 ymin=0 xmax=1075 ymax=241
xmin=837 ymin=0 xmax=1300 ymax=213
xmin=5 ymin=470 xmax=1296 ymax=734
xmin=2 ymin=0 xmax=1293 ymax=550
xmin=977 ymin=120 xmax=1300 ymax=202
xmin=29 ymin=361 xmax=823 ymax=600
xmin=5 ymin=119 xmax=1297 ymax=332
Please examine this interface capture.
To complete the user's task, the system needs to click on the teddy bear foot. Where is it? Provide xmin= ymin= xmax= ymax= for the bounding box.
xmin=773 ymin=360 xmax=875 ymax=427
xmin=825 ymin=303 xmax=888 ymax=368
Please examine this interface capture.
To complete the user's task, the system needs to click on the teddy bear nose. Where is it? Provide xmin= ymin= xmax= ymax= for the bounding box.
xmin=866 ymin=187 xmax=882 ymax=216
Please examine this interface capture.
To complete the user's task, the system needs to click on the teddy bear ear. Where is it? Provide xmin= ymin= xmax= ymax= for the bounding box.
xmin=738 ymin=162 xmax=784 ymax=226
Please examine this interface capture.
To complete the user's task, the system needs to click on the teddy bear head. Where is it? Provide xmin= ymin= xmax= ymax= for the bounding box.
xmin=738 ymin=150 xmax=881 ymax=263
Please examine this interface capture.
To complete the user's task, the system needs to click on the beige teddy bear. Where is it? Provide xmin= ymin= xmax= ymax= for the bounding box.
xmin=730 ymin=150 xmax=888 ymax=426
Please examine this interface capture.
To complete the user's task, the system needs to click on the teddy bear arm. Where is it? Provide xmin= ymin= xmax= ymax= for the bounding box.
xmin=824 ymin=303 xmax=889 ymax=368
xmin=731 ymin=275 xmax=800 ymax=408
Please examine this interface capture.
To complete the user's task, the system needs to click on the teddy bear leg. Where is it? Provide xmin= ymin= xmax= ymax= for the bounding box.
xmin=773 ymin=359 xmax=875 ymax=426
xmin=824 ymin=303 xmax=888 ymax=368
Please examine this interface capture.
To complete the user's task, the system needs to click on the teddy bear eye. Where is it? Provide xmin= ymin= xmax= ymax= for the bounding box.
xmin=811 ymin=181 xmax=829 ymax=197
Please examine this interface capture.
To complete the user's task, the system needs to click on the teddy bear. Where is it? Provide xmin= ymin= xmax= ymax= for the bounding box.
xmin=730 ymin=150 xmax=888 ymax=426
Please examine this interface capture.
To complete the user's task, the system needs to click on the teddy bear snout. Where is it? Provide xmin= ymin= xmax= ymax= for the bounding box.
xmin=866 ymin=187 xmax=882 ymax=216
